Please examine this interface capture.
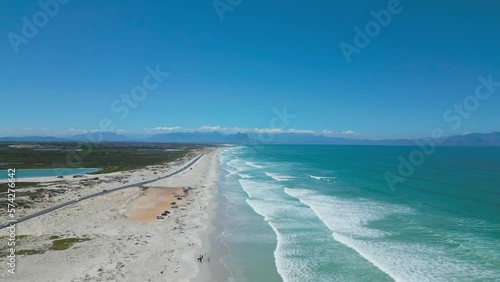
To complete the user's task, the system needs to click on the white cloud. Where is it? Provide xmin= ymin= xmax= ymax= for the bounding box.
xmin=338 ymin=130 xmax=360 ymax=135
xmin=199 ymin=125 xmax=222 ymax=131
xmin=252 ymin=128 xmax=284 ymax=134
xmin=178 ymin=126 xmax=357 ymax=136
xmin=152 ymin=126 xmax=182 ymax=131
xmin=288 ymin=128 xmax=316 ymax=134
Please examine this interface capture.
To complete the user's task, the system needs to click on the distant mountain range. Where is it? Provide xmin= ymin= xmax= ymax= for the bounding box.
xmin=257 ymin=132 xmax=500 ymax=146
xmin=1 ymin=131 xmax=499 ymax=146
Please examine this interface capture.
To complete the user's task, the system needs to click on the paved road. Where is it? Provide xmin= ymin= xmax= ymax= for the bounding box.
xmin=1 ymin=153 xmax=205 ymax=229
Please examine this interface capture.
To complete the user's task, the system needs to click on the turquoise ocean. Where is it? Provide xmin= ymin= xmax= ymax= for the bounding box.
xmin=217 ymin=145 xmax=500 ymax=282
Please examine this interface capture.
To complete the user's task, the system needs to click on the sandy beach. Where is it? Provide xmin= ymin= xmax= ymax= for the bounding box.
xmin=127 ymin=188 xmax=184 ymax=222
xmin=0 ymin=148 xmax=227 ymax=281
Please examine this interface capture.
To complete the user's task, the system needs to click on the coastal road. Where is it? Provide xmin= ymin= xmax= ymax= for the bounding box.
xmin=1 ymin=153 xmax=205 ymax=230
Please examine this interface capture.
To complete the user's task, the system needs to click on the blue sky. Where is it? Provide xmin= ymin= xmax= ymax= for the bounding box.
xmin=1 ymin=0 xmax=499 ymax=139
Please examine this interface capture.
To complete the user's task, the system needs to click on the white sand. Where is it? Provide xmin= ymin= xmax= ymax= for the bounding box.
xmin=0 ymin=149 xmax=224 ymax=281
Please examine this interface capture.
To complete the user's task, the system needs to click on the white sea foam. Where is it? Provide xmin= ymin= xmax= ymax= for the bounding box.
xmin=223 ymin=166 xmax=239 ymax=178
xmin=246 ymin=198 xmax=335 ymax=282
xmin=238 ymin=179 xmax=340 ymax=282
xmin=223 ymin=167 xmax=237 ymax=173
xmin=244 ymin=161 xmax=266 ymax=169
xmin=308 ymin=175 xmax=336 ymax=182
xmin=265 ymin=172 xmax=295 ymax=182
xmin=285 ymin=188 xmax=395 ymax=238
xmin=239 ymin=179 xmax=282 ymax=200
xmin=226 ymin=159 xmax=249 ymax=172
xmin=284 ymin=188 xmax=499 ymax=282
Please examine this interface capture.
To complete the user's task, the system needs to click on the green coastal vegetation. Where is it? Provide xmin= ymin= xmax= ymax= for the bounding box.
xmin=50 ymin=237 xmax=91 ymax=251
xmin=0 ymin=142 xmax=201 ymax=174
xmin=0 ymin=236 xmax=91 ymax=257
xmin=0 ymin=182 xmax=39 ymax=193
xmin=17 ymin=249 xmax=45 ymax=255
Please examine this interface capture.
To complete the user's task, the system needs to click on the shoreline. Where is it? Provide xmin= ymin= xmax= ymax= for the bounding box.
xmin=0 ymin=148 xmax=229 ymax=281
xmin=192 ymin=171 xmax=232 ymax=282
xmin=189 ymin=149 xmax=232 ymax=282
